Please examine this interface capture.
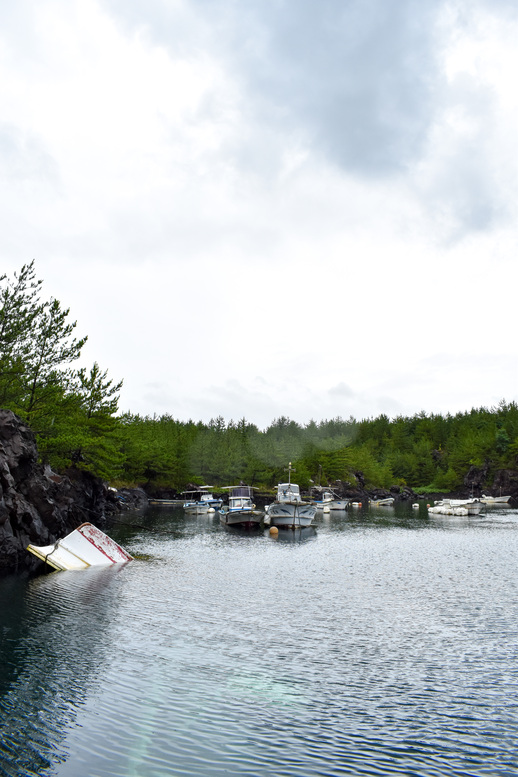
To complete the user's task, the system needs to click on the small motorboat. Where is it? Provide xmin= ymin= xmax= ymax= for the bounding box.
xmin=428 ymin=499 xmax=484 ymax=516
xmin=27 ymin=522 xmax=133 ymax=571
xmin=480 ymin=494 xmax=511 ymax=504
xmin=311 ymin=489 xmax=349 ymax=512
xmin=182 ymin=488 xmax=223 ymax=514
xmin=218 ymin=485 xmax=262 ymax=528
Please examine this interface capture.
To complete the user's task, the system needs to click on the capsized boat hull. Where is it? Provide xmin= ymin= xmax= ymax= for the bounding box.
xmin=27 ymin=522 xmax=133 ymax=571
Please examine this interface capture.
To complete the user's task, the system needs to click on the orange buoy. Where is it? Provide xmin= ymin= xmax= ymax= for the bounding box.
xmin=269 ymin=526 xmax=279 ymax=536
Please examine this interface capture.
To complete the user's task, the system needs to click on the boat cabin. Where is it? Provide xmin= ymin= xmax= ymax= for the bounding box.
xmin=276 ymin=483 xmax=302 ymax=503
xmin=220 ymin=485 xmax=255 ymax=512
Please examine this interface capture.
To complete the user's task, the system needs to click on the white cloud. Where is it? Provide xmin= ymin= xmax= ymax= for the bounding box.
xmin=1 ymin=0 xmax=518 ymax=427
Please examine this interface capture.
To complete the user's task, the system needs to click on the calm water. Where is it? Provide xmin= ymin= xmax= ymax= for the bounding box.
xmin=1 ymin=503 xmax=518 ymax=776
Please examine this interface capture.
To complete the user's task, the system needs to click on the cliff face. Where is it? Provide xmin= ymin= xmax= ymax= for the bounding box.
xmin=0 ymin=410 xmax=119 ymax=575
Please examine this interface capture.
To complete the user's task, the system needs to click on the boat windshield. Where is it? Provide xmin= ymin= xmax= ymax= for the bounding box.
xmin=231 ymin=486 xmax=252 ymax=497
xmin=277 ymin=483 xmax=301 ymax=501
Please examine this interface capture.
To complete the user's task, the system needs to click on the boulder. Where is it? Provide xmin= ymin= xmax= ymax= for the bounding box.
xmin=464 ymin=462 xmax=490 ymax=494
xmin=491 ymin=469 xmax=518 ymax=499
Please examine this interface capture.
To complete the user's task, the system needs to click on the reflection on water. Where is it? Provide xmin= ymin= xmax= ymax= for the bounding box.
xmin=272 ymin=526 xmax=317 ymax=543
xmin=1 ymin=504 xmax=518 ymax=776
xmin=0 ymin=566 xmax=129 ymax=775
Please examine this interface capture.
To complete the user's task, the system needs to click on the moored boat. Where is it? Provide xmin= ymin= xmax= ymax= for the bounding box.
xmin=183 ymin=487 xmax=223 ymax=514
xmin=428 ymin=499 xmax=484 ymax=516
xmin=369 ymin=497 xmax=395 ymax=507
xmin=149 ymin=498 xmax=184 ymax=506
xmin=183 ymin=492 xmax=210 ymax=515
xmin=218 ymin=485 xmax=262 ymax=528
xmin=311 ymin=490 xmax=334 ymax=512
xmin=480 ymin=494 xmax=511 ymax=504
xmin=311 ymin=489 xmax=349 ymax=512
xmin=27 ymin=522 xmax=133 ymax=571
xmin=267 ymin=464 xmax=317 ymax=529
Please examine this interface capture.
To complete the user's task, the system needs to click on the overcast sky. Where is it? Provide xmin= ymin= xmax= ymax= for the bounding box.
xmin=1 ymin=0 xmax=518 ymax=428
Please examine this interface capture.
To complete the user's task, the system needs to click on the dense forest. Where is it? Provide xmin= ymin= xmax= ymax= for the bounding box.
xmin=1 ymin=263 xmax=517 ymax=494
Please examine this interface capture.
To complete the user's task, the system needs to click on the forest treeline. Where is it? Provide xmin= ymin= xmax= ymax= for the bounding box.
xmin=1 ymin=263 xmax=517 ymax=493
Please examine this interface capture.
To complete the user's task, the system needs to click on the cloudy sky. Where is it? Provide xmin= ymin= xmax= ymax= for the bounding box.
xmin=1 ymin=0 xmax=517 ymax=428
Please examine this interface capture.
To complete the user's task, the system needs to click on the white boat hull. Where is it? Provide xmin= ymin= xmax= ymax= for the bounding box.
xmin=27 ymin=522 xmax=133 ymax=571
xmin=480 ymin=495 xmax=511 ymax=504
xmin=219 ymin=509 xmax=263 ymax=527
xmin=328 ymin=500 xmax=349 ymax=510
xmin=312 ymin=501 xmax=332 ymax=512
xmin=313 ymin=498 xmax=349 ymax=512
xmin=268 ymin=502 xmax=317 ymax=528
xmin=184 ymin=503 xmax=210 ymax=515
xmin=429 ymin=499 xmax=484 ymax=516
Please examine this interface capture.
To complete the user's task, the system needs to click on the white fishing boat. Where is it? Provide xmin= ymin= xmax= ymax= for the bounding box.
xmin=267 ymin=464 xmax=317 ymax=529
xmin=480 ymin=494 xmax=511 ymax=504
xmin=369 ymin=497 xmax=395 ymax=506
xmin=199 ymin=488 xmax=223 ymax=510
xmin=218 ymin=485 xmax=262 ymax=528
xmin=428 ymin=499 xmax=484 ymax=516
xmin=183 ymin=494 xmax=209 ymax=514
xmin=182 ymin=488 xmax=222 ymax=514
xmin=27 ymin=522 xmax=133 ymax=571
xmin=311 ymin=490 xmax=334 ymax=512
xmin=311 ymin=489 xmax=349 ymax=512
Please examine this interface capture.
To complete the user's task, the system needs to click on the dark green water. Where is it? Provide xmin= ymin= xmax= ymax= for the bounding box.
xmin=1 ymin=504 xmax=518 ymax=776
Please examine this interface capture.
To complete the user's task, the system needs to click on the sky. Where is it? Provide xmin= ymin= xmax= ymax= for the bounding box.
xmin=1 ymin=0 xmax=518 ymax=429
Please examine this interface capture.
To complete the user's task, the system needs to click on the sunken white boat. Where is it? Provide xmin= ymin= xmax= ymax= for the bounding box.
xmin=27 ymin=522 xmax=133 ymax=571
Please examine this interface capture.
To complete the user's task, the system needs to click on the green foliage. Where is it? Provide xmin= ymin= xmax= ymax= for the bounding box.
xmin=110 ymin=405 xmax=518 ymax=493
xmin=3 ymin=265 xmax=518 ymax=492
xmin=0 ymin=264 xmax=122 ymax=480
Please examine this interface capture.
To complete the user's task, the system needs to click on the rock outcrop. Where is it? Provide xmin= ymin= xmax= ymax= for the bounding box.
xmin=0 ymin=410 xmax=121 ymax=575
xmin=490 ymin=469 xmax=518 ymax=499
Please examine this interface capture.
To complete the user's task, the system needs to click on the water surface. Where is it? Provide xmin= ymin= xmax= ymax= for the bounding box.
xmin=1 ymin=503 xmax=518 ymax=776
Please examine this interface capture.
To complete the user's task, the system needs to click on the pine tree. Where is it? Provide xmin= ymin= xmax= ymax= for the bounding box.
xmin=0 ymin=260 xmax=43 ymax=406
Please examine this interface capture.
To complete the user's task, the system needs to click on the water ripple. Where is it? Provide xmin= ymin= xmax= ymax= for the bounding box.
xmin=2 ymin=508 xmax=518 ymax=775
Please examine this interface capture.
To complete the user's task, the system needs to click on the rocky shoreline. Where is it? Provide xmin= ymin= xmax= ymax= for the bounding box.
xmin=0 ymin=410 xmax=147 ymax=576
xmin=2 ymin=408 xmax=517 ymax=576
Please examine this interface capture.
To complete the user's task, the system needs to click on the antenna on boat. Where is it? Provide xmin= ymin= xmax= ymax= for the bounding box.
xmin=285 ymin=461 xmax=295 ymax=486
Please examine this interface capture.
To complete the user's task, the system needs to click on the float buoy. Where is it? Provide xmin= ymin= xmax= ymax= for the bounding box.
xmin=269 ymin=526 xmax=279 ymax=536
